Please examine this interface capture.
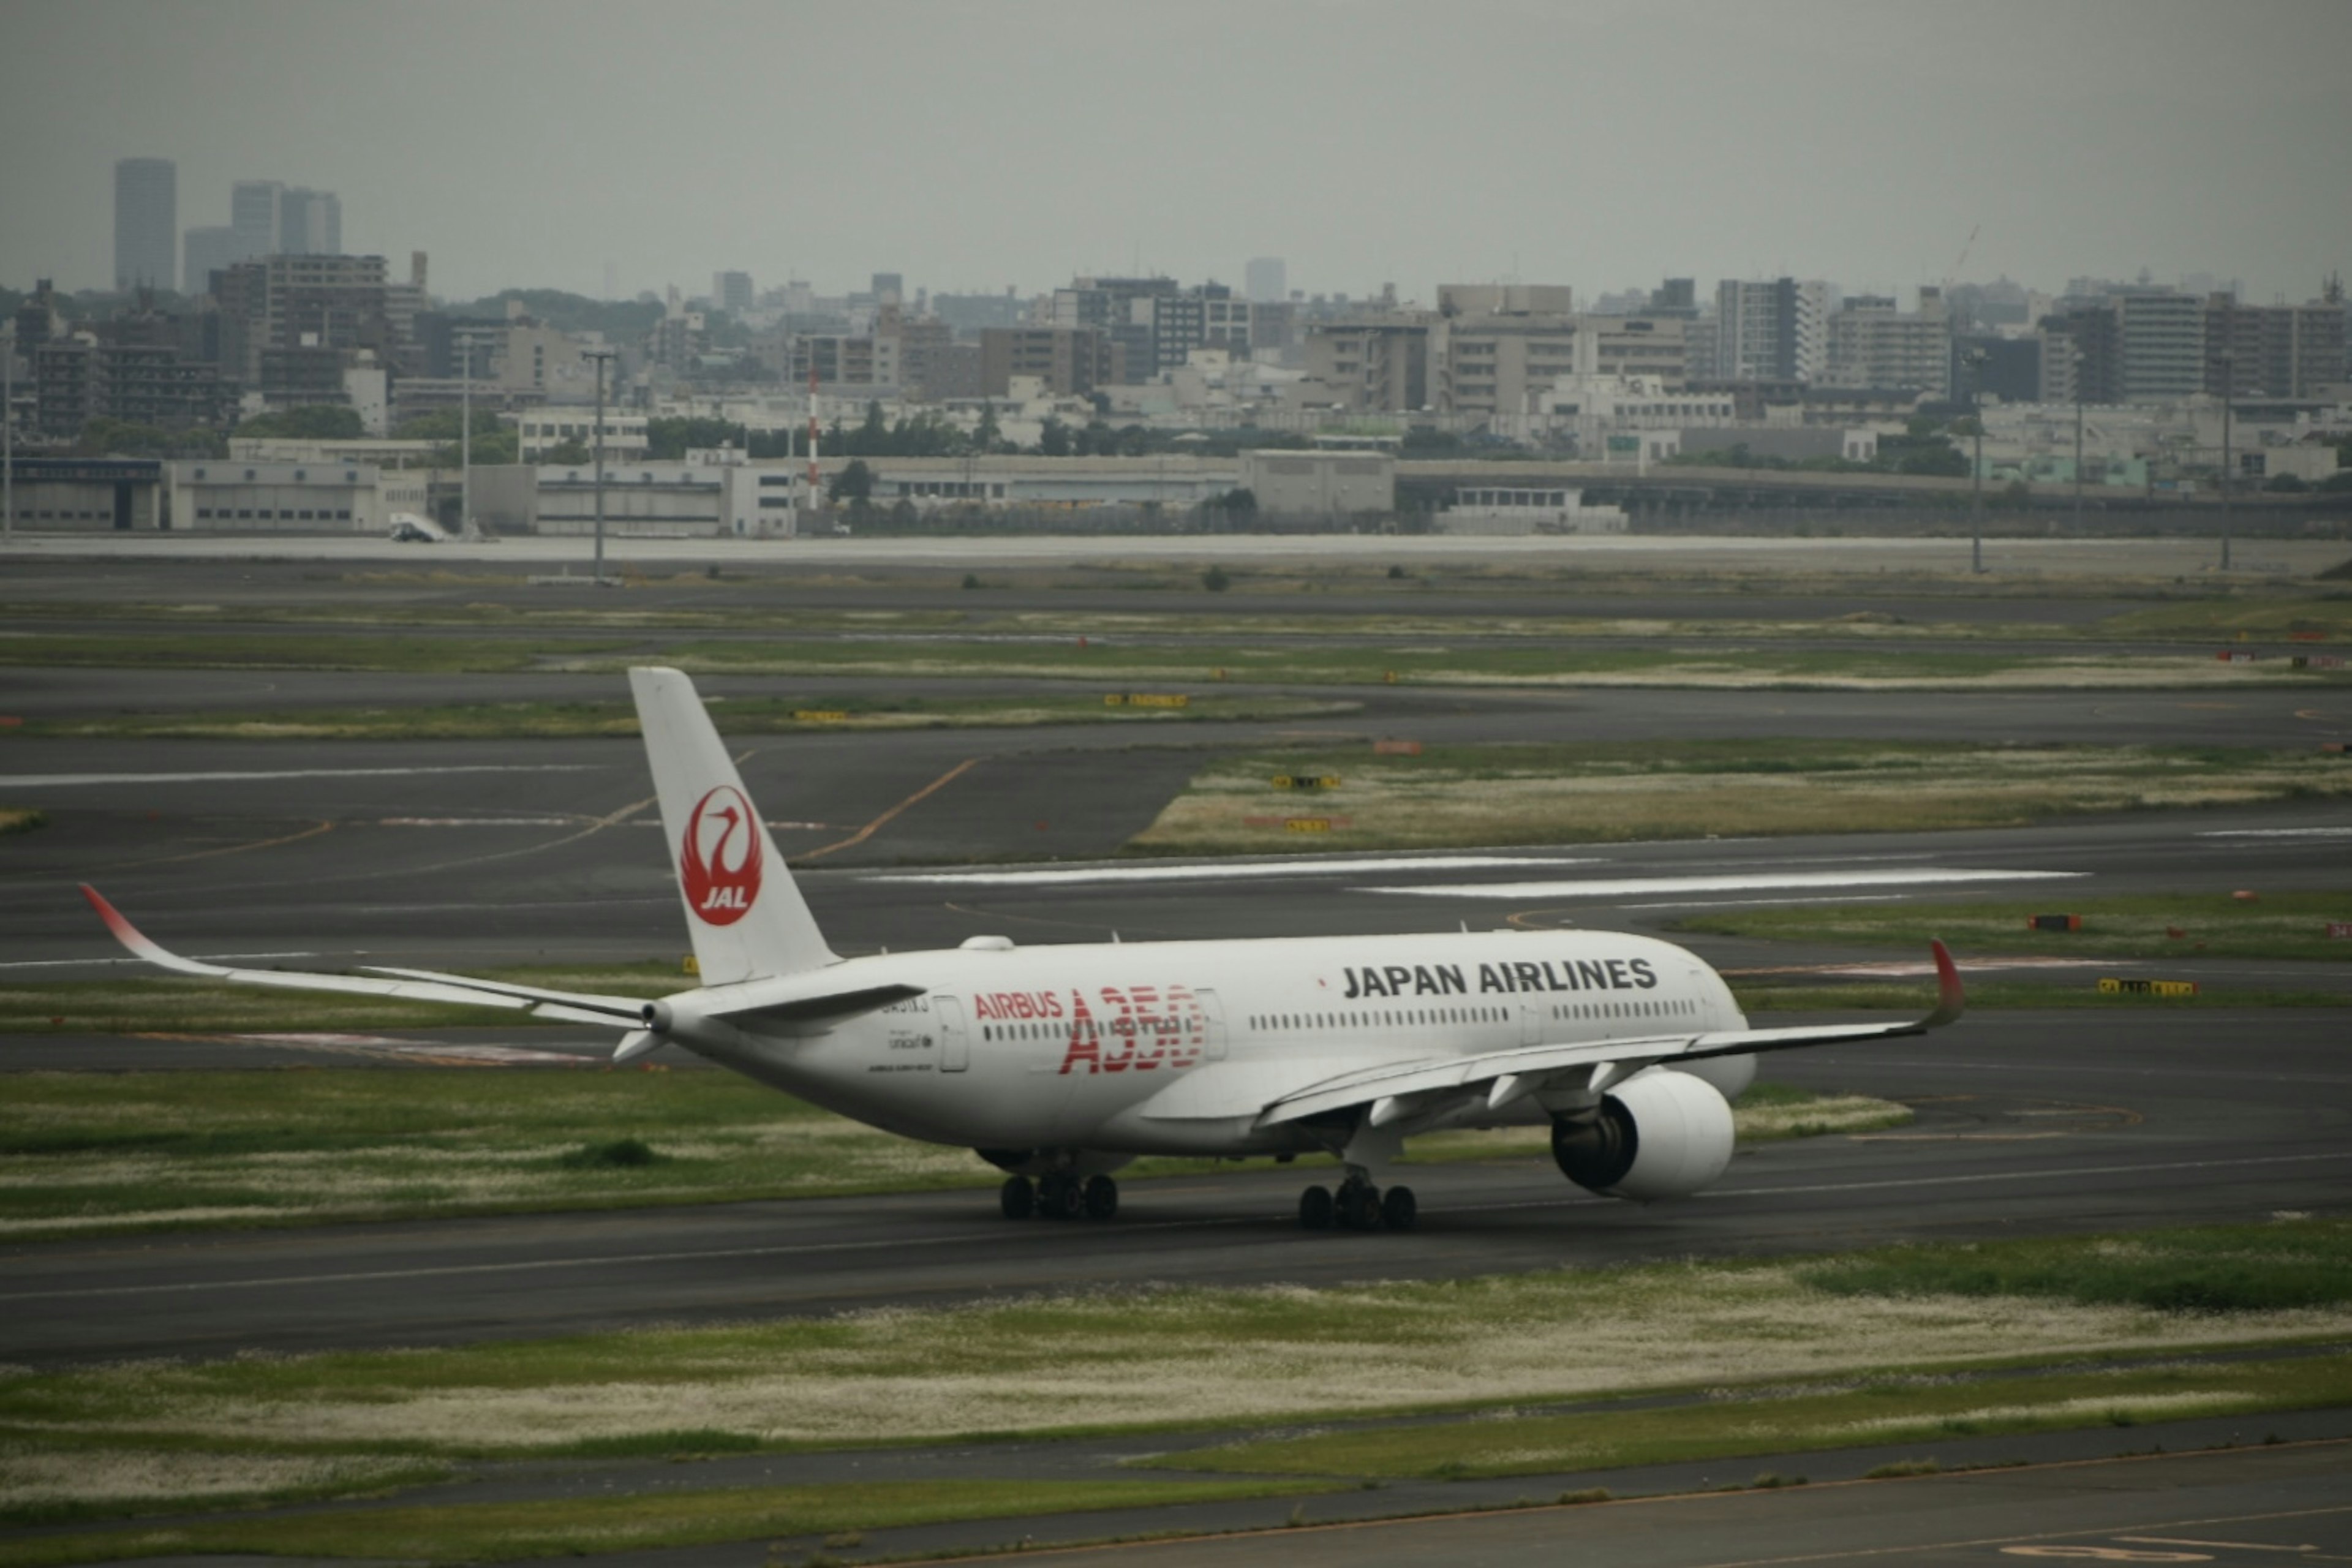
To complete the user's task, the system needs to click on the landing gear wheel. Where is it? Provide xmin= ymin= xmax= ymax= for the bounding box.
xmin=1038 ymin=1172 xmax=1084 ymax=1220
xmin=1083 ymin=1174 xmax=1120 ymax=1221
xmin=1338 ymin=1180 xmax=1383 ymax=1231
xmin=1298 ymin=1185 xmax=1335 ymax=1231
xmin=1380 ymin=1184 xmax=1418 ymax=1232
xmin=999 ymin=1175 xmax=1035 ymax=1220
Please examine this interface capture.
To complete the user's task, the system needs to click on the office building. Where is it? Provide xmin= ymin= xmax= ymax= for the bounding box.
xmin=114 ymin=157 xmax=177 ymax=292
xmin=277 ymin=187 xmax=342 ymax=255
xmin=1433 ymin=284 xmax=1578 ymax=418
xmin=231 ymin=181 xmax=282 ymax=257
xmin=1301 ymin=314 xmax=1433 ymax=413
xmin=714 ymin=272 xmax=755 ymax=314
xmin=183 ymin=227 xmax=242 ymax=298
xmin=1246 ymin=257 xmax=1287 ymax=305
xmin=978 ymin=328 xmax=1117 ymax=398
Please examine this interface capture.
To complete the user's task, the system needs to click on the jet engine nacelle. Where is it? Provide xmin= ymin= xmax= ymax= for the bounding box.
xmin=1550 ymin=1068 xmax=1735 ymax=1202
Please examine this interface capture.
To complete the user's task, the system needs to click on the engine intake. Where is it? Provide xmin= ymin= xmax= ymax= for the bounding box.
xmin=1550 ymin=1069 xmax=1735 ymax=1202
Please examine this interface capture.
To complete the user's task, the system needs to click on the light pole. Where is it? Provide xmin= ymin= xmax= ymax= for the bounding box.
xmin=2 ymin=323 xmax=13 ymax=545
xmin=456 ymin=328 xmax=488 ymax=540
xmin=584 ymin=347 xmax=617 ymax=584
xmin=2217 ymin=351 xmax=2234 ymax=572
xmin=1964 ymin=347 xmax=1988 ymax=573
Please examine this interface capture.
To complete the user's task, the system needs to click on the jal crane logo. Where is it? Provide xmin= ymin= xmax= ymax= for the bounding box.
xmin=680 ymin=785 xmax=763 ymax=926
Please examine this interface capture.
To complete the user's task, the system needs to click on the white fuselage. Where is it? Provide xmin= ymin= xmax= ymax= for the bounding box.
xmin=668 ymin=929 xmax=1753 ymax=1159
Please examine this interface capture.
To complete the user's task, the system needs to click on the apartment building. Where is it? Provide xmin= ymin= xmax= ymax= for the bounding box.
xmin=1714 ymin=277 xmax=1831 ymax=381
xmin=1824 ymin=288 xmax=1953 ymax=393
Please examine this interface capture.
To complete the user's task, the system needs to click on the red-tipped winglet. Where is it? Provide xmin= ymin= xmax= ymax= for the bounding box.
xmin=1923 ymin=938 xmax=1966 ymax=1028
xmin=81 ymin=884 xmax=222 ymax=976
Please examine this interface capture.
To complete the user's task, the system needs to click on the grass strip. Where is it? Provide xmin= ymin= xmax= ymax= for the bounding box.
xmin=1798 ymin=1219 xmax=2352 ymax=1313
xmin=1681 ymin=889 xmax=2352 ymax=964
xmin=1129 ymin=739 xmax=2352 ymax=854
xmin=0 ymin=633 xmax=628 ymax=674
xmin=0 ymin=1477 xmax=1330 ymax=1567
xmin=0 ymin=810 xmax=45 ymax=836
xmin=1149 ymin=1349 xmax=2352 ymax=1480
xmin=624 ymin=636 xmax=2346 ymax=691
xmin=3 ymin=1220 xmax=2344 ymax=1480
xmin=15 ymin=693 xmax=1353 ymax=742
xmin=0 ymin=1069 xmax=1864 ymax=1239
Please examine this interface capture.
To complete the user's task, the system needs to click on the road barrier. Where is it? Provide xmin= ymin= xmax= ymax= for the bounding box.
xmin=2099 ymin=977 xmax=2198 ymax=997
xmin=2028 ymin=914 xmax=2082 ymax=931
xmin=1271 ymin=774 xmax=1342 ymax=790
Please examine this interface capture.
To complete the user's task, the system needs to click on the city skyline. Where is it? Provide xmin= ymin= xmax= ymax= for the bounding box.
xmin=5 ymin=0 xmax=2349 ymax=309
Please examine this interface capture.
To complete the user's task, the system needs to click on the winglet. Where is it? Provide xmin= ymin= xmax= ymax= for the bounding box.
xmin=1923 ymin=938 xmax=1966 ymax=1029
xmin=80 ymin=884 xmax=224 ymax=977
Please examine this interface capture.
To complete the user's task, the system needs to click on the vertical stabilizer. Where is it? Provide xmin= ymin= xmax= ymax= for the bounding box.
xmin=630 ymin=666 xmax=836 ymax=983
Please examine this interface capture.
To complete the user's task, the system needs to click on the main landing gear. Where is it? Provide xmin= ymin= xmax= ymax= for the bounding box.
xmin=1001 ymin=1172 xmax=1118 ymax=1221
xmin=1298 ymin=1175 xmax=1416 ymax=1232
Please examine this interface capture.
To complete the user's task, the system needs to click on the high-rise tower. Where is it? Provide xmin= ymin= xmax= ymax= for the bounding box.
xmin=113 ymin=157 xmax=177 ymax=292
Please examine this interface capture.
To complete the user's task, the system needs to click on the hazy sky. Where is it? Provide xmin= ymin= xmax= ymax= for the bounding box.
xmin=5 ymin=0 xmax=2346 ymax=307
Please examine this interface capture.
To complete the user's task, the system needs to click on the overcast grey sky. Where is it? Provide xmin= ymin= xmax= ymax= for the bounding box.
xmin=4 ymin=0 xmax=2345 ymax=306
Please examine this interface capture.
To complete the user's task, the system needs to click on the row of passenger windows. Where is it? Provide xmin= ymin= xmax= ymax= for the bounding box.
xmin=974 ymin=997 xmax=1703 ymax=1046
xmin=1247 ymin=997 xmax=1699 ymax=1033
xmin=1251 ymin=1005 xmax=1509 ymax=1032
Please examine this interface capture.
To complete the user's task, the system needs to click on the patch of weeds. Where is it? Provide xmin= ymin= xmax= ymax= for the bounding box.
xmin=1797 ymin=1215 xmax=2352 ymax=1314
xmin=558 ymin=1137 xmax=666 ymax=1169
xmin=1863 ymin=1458 xmax=1942 ymax=1479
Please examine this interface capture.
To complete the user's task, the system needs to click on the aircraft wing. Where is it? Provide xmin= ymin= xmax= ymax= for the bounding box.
xmin=1253 ymin=941 xmax=1965 ymax=1131
xmin=80 ymin=885 xmax=652 ymax=1027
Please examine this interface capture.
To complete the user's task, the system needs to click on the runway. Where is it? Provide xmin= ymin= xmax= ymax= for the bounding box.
xmin=5 ymin=1008 xmax=2345 ymax=1366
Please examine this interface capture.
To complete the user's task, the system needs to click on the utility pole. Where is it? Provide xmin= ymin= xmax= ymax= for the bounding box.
xmin=1965 ymin=347 xmax=1988 ymax=573
xmin=2218 ymin=351 xmax=2234 ymax=572
xmin=585 ymin=347 xmax=617 ymax=584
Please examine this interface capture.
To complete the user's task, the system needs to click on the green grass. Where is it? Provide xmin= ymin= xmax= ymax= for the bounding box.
xmin=0 ymin=1477 xmax=1330 ymax=1567
xmin=1131 ymin=739 xmax=2352 ymax=854
xmin=1798 ymin=1219 xmax=2352 ymax=1314
xmin=0 ymin=1068 xmax=1869 ymax=1239
xmin=2097 ymin=597 xmax=2352 ymax=641
xmin=636 ymin=636 xmax=2348 ymax=691
xmin=0 ymin=809 xmax=45 ymax=836
xmin=4 ymin=1220 xmax=2345 ymax=1528
xmin=1682 ymin=889 xmax=2352 ymax=964
xmin=16 ymin=692 xmax=1353 ymax=741
xmin=1149 ymin=1349 xmax=2352 ymax=1482
xmin=0 ymin=632 xmax=631 ymax=674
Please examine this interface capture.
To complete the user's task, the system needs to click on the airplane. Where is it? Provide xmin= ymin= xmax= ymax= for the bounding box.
xmin=82 ymin=666 xmax=1965 ymax=1234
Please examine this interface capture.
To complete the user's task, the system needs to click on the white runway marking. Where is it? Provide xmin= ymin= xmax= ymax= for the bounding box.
xmin=6 ymin=1149 xmax=2345 ymax=1306
xmin=870 ymin=856 xmax=1598 ymax=887
xmin=378 ymin=817 xmax=582 ymax=827
xmin=1360 ymin=867 xmax=2086 ymax=900
xmin=2197 ymin=827 xmax=2352 ymax=839
xmin=0 ymin=765 xmax=604 ymax=788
